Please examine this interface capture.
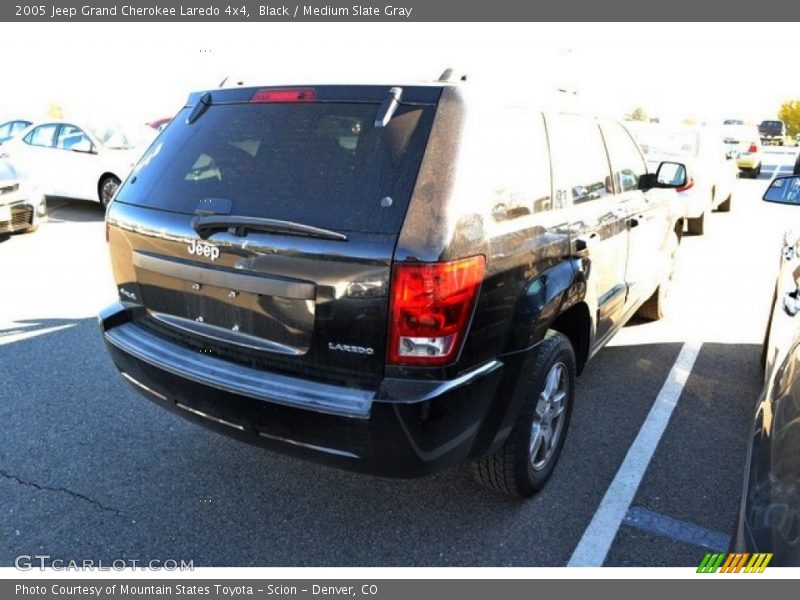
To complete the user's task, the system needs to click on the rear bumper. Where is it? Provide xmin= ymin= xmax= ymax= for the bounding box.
xmin=99 ymin=302 xmax=508 ymax=477
xmin=0 ymin=199 xmax=39 ymax=233
xmin=680 ymin=189 xmax=708 ymax=219
xmin=736 ymin=156 xmax=760 ymax=170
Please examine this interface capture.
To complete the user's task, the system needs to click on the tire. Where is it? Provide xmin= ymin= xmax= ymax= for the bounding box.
xmin=99 ymin=175 xmax=121 ymax=208
xmin=687 ymin=212 xmax=706 ymax=235
xmin=754 ymin=164 xmax=762 ymax=178
xmin=473 ymin=330 xmax=576 ymax=497
xmin=637 ymin=231 xmax=679 ymax=321
xmin=717 ymin=195 xmax=732 ymax=212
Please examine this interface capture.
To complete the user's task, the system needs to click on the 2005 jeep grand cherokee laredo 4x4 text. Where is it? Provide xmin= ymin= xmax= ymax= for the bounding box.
xmin=99 ymin=79 xmax=687 ymax=497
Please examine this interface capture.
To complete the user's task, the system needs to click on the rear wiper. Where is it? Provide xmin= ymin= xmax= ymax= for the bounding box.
xmin=191 ymin=215 xmax=348 ymax=242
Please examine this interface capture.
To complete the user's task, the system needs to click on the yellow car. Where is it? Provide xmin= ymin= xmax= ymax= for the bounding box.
xmin=723 ymin=125 xmax=763 ymax=178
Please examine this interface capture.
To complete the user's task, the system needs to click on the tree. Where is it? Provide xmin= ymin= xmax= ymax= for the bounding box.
xmin=778 ymin=100 xmax=800 ymax=137
xmin=626 ymin=107 xmax=648 ymax=122
xmin=47 ymin=102 xmax=64 ymax=119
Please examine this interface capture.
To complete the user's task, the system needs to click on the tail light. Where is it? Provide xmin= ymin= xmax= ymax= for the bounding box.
xmin=749 ymin=143 xmax=759 ymax=153
xmin=388 ymin=255 xmax=486 ymax=366
xmin=250 ymin=88 xmax=316 ymax=103
xmin=676 ymin=176 xmax=694 ymax=193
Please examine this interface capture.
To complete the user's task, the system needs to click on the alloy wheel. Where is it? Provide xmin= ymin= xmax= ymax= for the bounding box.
xmin=529 ymin=362 xmax=569 ymax=471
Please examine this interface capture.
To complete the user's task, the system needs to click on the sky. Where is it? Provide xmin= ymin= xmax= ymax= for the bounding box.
xmin=0 ymin=22 xmax=797 ymax=127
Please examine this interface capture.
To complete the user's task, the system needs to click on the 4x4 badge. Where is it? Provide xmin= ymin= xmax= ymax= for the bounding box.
xmin=188 ymin=239 xmax=220 ymax=261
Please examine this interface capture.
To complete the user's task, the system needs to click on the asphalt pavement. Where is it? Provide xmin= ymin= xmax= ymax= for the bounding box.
xmin=0 ymin=149 xmax=797 ymax=567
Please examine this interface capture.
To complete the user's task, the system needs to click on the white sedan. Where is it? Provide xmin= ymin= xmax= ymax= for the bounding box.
xmin=1 ymin=121 xmax=156 ymax=207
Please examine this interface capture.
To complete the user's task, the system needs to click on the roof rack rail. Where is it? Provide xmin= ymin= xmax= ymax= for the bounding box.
xmin=438 ymin=68 xmax=468 ymax=82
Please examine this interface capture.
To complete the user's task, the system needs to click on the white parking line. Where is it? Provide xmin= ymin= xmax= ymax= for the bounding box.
xmin=567 ymin=340 xmax=702 ymax=567
xmin=0 ymin=323 xmax=75 ymax=346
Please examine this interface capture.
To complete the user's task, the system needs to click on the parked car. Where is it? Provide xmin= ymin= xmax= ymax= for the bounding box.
xmin=759 ymin=120 xmax=786 ymax=146
xmin=99 ymin=82 xmax=687 ymax=497
xmin=0 ymin=119 xmax=32 ymax=145
xmin=0 ymin=159 xmax=46 ymax=235
xmin=628 ymin=123 xmax=737 ymax=235
xmin=723 ymin=125 xmax=763 ymax=179
xmin=1 ymin=121 xmax=156 ymax=206
xmin=723 ymin=119 xmax=746 ymax=126
xmin=734 ymin=175 xmax=800 ymax=564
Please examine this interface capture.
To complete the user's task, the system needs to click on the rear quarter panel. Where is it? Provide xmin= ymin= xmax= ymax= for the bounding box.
xmin=394 ymin=87 xmax=577 ymax=377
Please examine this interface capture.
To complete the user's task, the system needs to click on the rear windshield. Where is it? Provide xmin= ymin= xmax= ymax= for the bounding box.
xmin=761 ymin=121 xmax=784 ymax=128
xmin=0 ymin=160 xmax=18 ymax=181
xmin=632 ymin=128 xmax=700 ymax=159
xmin=115 ymin=102 xmax=435 ymax=234
xmin=722 ymin=126 xmax=758 ymax=143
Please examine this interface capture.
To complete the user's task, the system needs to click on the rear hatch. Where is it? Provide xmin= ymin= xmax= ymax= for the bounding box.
xmin=759 ymin=120 xmax=785 ymax=137
xmin=723 ymin=127 xmax=759 ymax=154
xmin=107 ymin=85 xmax=439 ymax=389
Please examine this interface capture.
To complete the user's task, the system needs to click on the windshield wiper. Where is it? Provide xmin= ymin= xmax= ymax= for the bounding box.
xmin=191 ymin=215 xmax=348 ymax=242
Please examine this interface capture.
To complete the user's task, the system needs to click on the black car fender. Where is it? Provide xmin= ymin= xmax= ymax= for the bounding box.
xmin=500 ymin=258 xmax=587 ymax=354
xmin=467 ymin=258 xmax=588 ymax=458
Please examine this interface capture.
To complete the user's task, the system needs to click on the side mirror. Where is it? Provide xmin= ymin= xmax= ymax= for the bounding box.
xmin=71 ymin=139 xmax=95 ymax=153
xmin=655 ymin=161 xmax=688 ymax=188
xmin=764 ymin=176 xmax=800 ymax=205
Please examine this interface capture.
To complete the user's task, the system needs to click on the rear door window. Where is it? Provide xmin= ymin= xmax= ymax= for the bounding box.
xmin=117 ymin=102 xmax=435 ymax=234
xmin=546 ymin=114 xmax=612 ymax=205
xmin=56 ymin=125 xmax=91 ymax=150
xmin=24 ymin=124 xmax=59 ymax=148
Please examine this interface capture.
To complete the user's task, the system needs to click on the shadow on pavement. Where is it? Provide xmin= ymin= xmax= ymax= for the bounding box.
xmin=606 ymin=340 xmax=763 ymax=566
xmin=45 ymin=198 xmax=105 ymax=223
xmin=0 ymin=318 xmax=764 ymax=567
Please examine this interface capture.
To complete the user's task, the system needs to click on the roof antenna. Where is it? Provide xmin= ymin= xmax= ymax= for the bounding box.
xmin=218 ymin=75 xmax=228 ymax=88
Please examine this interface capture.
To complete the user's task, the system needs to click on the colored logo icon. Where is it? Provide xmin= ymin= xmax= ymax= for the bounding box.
xmin=697 ymin=553 xmax=773 ymax=573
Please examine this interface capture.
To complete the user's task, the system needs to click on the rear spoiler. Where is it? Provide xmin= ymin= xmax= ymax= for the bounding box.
xmin=184 ymin=85 xmax=443 ymax=107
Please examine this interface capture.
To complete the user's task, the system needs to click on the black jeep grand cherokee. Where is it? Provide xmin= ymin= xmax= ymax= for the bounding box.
xmin=99 ymin=80 xmax=686 ymax=496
